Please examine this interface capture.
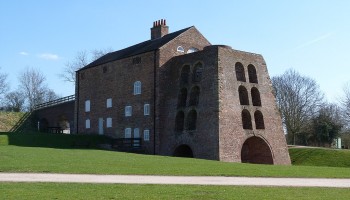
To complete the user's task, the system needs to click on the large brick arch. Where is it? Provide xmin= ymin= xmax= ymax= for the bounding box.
xmin=241 ymin=136 xmax=273 ymax=164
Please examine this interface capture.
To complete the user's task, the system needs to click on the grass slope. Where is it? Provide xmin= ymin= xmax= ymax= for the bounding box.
xmin=0 ymin=112 xmax=24 ymax=132
xmin=289 ymin=147 xmax=350 ymax=167
xmin=1 ymin=133 xmax=350 ymax=178
xmin=1 ymin=183 xmax=350 ymax=200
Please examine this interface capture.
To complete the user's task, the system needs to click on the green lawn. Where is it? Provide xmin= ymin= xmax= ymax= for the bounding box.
xmin=1 ymin=132 xmax=350 ymax=178
xmin=1 ymin=183 xmax=350 ymax=200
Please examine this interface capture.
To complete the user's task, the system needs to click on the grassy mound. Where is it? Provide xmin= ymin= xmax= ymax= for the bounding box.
xmin=0 ymin=112 xmax=25 ymax=132
xmin=289 ymin=147 xmax=350 ymax=167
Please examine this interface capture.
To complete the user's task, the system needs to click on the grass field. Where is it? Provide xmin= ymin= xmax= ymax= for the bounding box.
xmin=1 ymin=183 xmax=350 ymax=200
xmin=1 ymin=132 xmax=350 ymax=178
xmin=0 ymin=112 xmax=24 ymax=132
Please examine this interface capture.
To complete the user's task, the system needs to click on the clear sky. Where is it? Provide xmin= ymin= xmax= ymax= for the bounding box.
xmin=1 ymin=0 xmax=349 ymax=103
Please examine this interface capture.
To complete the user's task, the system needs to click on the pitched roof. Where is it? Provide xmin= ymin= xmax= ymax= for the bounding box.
xmin=79 ymin=26 xmax=193 ymax=71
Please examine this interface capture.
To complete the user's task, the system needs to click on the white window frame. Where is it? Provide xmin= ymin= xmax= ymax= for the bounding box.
xmin=144 ymin=104 xmax=150 ymax=116
xmin=143 ymin=129 xmax=150 ymax=141
xmin=106 ymin=117 xmax=112 ymax=128
xmin=187 ymin=47 xmax=199 ymax=54
xmin=125 ymin=128 xmax=131 ymax=138
xmin=85 ymin=119 xmax=90 ymax=129
xmin=125 ymin=106 xmax=132 ymax=117
xmin=106 ymin=98 xmax=112 ymax=108
xmin=133 ymin=81 xmax=141 ymax=95
xmin=85 ymin=100 xmax=90 ymax=112
xmin=177 ymin=46 xmax=184 ymax=53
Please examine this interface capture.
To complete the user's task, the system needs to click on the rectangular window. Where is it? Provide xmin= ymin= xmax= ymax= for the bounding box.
xmin=143 ymin=129 xmax=150 ymax=141
xmin=106 ymin=117 xmax=112 ymax=128
xmin=106 ymin=98 xmax=112 ymax=108
xmin=85 ymin=119 xmax=90 ymax=129
xmin=125 ymin=128 xmax=131 ymax=138
xmin=85 ymin=100 xmax=90 ymax=112
xmin=144 ymin=104 xmax=150 ymax=116
xmin=125 ymin=106 xmax=132 ymax=117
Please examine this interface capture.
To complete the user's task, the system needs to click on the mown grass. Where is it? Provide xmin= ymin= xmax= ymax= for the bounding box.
xmin=1 ymin=132 xmax=350 ymax=178
xmin=289 ymin=147 xmax=350 ymax=167
xmin=1 ymin=183 xmax=350 ymax=200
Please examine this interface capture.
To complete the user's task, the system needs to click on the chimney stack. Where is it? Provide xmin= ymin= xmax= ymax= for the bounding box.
xmin=151 ymin=19 xmax=169 ymax=40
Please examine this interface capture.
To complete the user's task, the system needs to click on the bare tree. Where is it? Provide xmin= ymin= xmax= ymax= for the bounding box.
xmin=340 ymin=82 xmax=350 ymax=128
xmin=43 ymin=88 xmax=60 ymax=102
xmin=18 ymin=67 xmax=48 ymax=111
xmin=272 ymin=69 xmax=324 ymax=145
xmin=4 ymin=91 xmax=25 ymax=112
xmin=60 ymin=48 xmax=112 ymax=83
xmin=0 ymin=67 xmax=9 ymax=98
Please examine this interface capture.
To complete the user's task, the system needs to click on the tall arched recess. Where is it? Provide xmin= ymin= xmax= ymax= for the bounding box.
xmin=180 ymin=65 xmax=190 ymax=85
xmin=248 ymin=64 xmax=258 ymax=83
xmin=235 ymin=62 xmax=246 ymax=82
xmin=241 ymin=136 xmax=273 ymax=164
xmin=173 ymin=145 xmax=194 ymax=158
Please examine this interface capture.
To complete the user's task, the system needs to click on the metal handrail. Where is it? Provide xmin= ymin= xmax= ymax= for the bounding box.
xmin=34 ymin=95 xmax=75 ymax=110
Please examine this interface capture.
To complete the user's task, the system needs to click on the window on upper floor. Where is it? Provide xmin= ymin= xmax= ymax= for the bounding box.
xmin=180 ymin=65 xmax=190 ymax=85
xmin=144 ymin=104 xmax=150 ymax=116
xmin=125 ymin=128 xmax=131 ymax=138
xmin=189 ymin=86 xmax=200 ymax=106
xmin=254 ymin=110 xmax=265 ymax=129
xmin=192 ymin=62 xmax=203 ymax=82
xmin=235 ymin=62 xmax=246 ymax=82
xmin=175 ymin=111 xmax=185 ymax=132
xmin=177 ymin=88 xmax=187 ymax=108
xmin=85 ymin=100 xmax=90 ymax=112
xmin=242 ymin=109 xmax=252 ymax=130
xmin=248 ymin=64 xmax=258 ymax=83
xmin=177 ymin=46 xmax=184 ymax=53
xmin=106 ymin=117 xmax=112 ymax=128
xmin=106 ymin=98 xmax=112 ymax=108
xmin=251 ymin=87 xmax=262 ymax=106
xmin=85 ymin=119 xmax=90 ymax=129
xmin=143 ymin=129 xmax=150 ymax=141
xmin=125 ymin=106 xmax=132 ymax=117
xmin=134 ymin=81 xmax=141 ymax=95
xmin=187 ymin=47 xmax=199 ymax=54
xmin=238 ymin=86 xmax=249 ymax=105
xmin=186 ymin=110 xmax=197 ymax=131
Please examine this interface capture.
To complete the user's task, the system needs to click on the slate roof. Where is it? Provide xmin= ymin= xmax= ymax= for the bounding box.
xmin=79 ymin=26 xmax=193 ymax=71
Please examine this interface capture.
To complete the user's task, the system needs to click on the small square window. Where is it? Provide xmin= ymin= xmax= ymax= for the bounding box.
xmin=125 ymin=106 xmax=132 ymax=117
xmin=106 ymin=117 xmax=112 ymax=128
xmin=106 ymin=98 xmax=112 ymax=108
xmin=85 ymin=119 xmax=90 ymax=129
xmin=144 ymin=129 xmax=150 ymax=141
xmin=144 ymin=104 xmax=150 ymax=116
xmin=85 ymin=100 xmax=90 ymax=112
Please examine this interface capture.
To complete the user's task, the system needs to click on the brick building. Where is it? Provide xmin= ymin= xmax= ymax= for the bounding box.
xmin=75 ymin=20 xmax=291 ymax=165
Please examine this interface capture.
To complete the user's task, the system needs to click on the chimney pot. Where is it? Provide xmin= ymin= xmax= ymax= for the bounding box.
xmin=161 ymin=19 xmax=164 ymax=25
xmin=164 ymin=19 xmax=166 ymax=25
xmin=151 ymin=19 xmax=169 ymax=40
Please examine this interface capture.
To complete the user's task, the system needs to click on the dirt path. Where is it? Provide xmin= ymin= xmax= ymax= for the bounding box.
xmin=1 ymin=173 xmax=350 ymax=188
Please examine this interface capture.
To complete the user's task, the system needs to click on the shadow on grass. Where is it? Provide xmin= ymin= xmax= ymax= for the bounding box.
xmin=0 ymin=132 xmax=111 ymax=150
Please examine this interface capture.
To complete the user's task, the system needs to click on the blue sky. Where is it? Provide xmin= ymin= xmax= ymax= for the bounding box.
xmin=1 ymin=0 xmax=349 ymax=102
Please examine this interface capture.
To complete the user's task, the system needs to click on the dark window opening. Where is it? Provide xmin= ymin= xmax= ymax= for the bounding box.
xmin=175 ymin=111 xmax=185 ymax=132
xmin=177 ymin=88 xmax=187 ymax=108
xmin=192 ymin=62 xmax=203 ymax=82
xmin=189 ymin=86 xmax=200 ymax=106
xmin=103 ymin=66 xmax=108 ymax=73
xmin=251 ymin=87 xmax=262 ymax=106
xmin=242 ymin=109 xmax=252 ymax=130
xmin=235 ymin=62 xmax=246 ymax=82
xmin=173 ymin=145 xmax=194 ymax=158
xmin=254 ymin=110 xmax=265 ymax=129
xmin=180 ymin=65 xmax=190 ymax=85
xmin=187 ymin=110 xmax=197 ymax=130
xmin=248 ymin=64 xmax=258 ymax=83
xmin=238 ymin=86 xmax=249 ymax=105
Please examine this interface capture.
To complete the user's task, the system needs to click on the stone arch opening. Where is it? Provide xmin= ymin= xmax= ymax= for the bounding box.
xmin=38 ymin=118 xmax=49 ymax=132
xmin=189 ymin=86 xmax=200 ymax=106
xmin=241 ymin=109 xmax=252 ymax=130
xmin=173 ymin=144 xmax=194 ymax=158
xmin=251 ymin=87 xmax=262 ymax=106
xmin=241 ymin=136 xmax=273 ymax=164
xmin=248 ymin=64 xmax=258 ymax=83
xmin=186 ymin=110 xmax=197 ymax=130
xmin=238 ymin=86 xmax=249 ymax=105
xmin=58 ymin=115 xmax=71 ymax=134
xmin=180 ymin=65 xmax=190 ymax=85
xmin=192 ymin=62 xmax=203 ymax=82
xmin=235 ymin=62 xmax=246 ymax=82
xmin=254 ymin=110 xmax=265 ymax=129
xmin=175 ymin=111 xmax=185 ymax=132
xmin=177 ymin=88 xmax=187 ymax=108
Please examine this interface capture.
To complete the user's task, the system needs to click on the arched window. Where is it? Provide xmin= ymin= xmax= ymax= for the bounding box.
xmin=189 ymin=86 xmax=200 ymax=106
xmin=177 ymin=88 xmax=187 ymax=108
xmin=175 ymin=111 xmax=185 ymax=132
xmin=177 ymin=46 xmax=184 ymax=53
xmin=241 ymin=109 xmax=252 ymax=130
xmin=235 ymin=62 xmax=246 ymax=82
xmin=254 ymin=110 xmax=265 ymax=129
xmin=187 ymin=110 xmax=197 ymax=130
xmin=248 ymin=64 xmax=258 ymax=83
xmin=180 ymin=65 xmax=190 ymax=85
xmin=251 ymin=87 xmax=262 ymax=106
xmin=238 ymin=86 xmax=249 ymax=105
xmin=187 ymin=47 xmax=199 ymax=54
xmin=192 ymin=62 xmax=203 ymax=82
xmin=133 ymin=81 xmax=141 ymax=95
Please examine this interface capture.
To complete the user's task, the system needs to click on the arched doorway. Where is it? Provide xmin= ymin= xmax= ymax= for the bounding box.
xmin=173 ymin=145 xmax=194 ymax=158
xmin=241 ymin=136 xmax=273 ymax=164
xmin=58 ymin=115 xmax=70 ymax=134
